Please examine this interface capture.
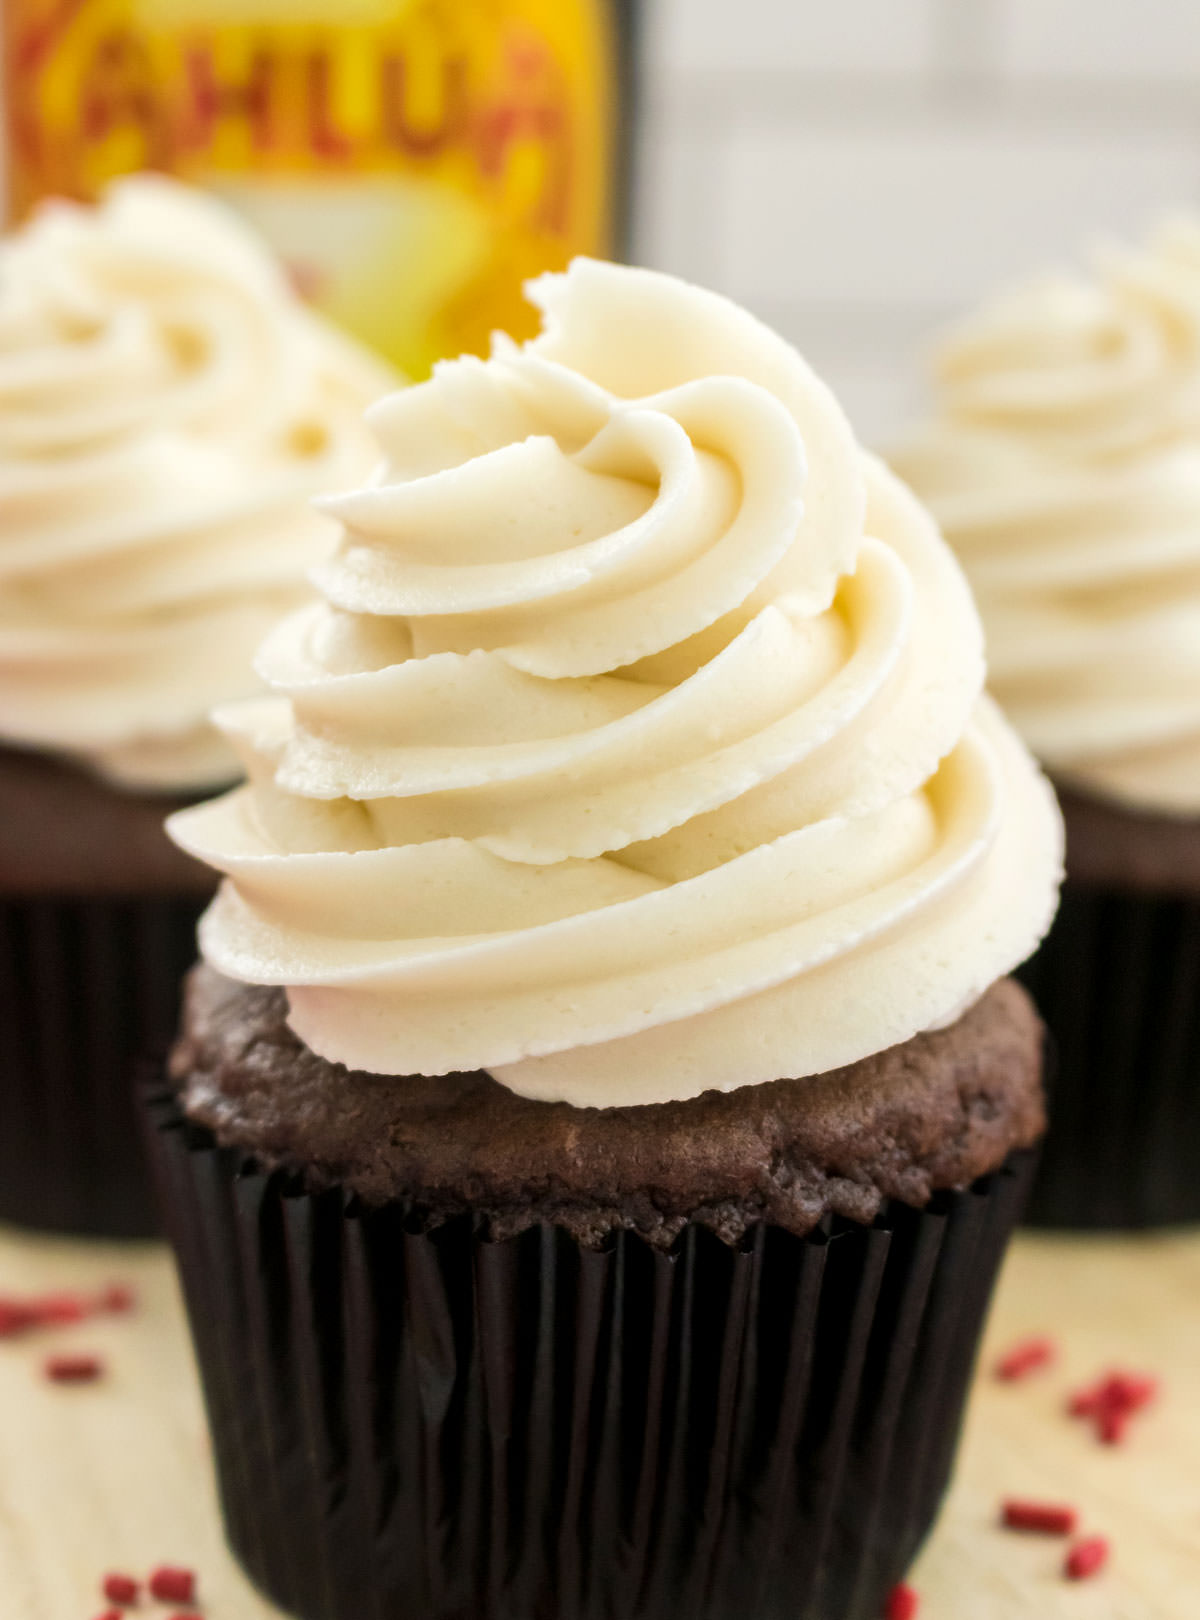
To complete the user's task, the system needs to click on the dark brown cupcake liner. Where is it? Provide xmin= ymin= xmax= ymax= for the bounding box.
xmin=0 ymin=894 xmax=204 ymax=1237
xmin=147 ymin=1087 xmax=1034 ymax=1620
xmin=1019 ymin=883 xmax=1200 ymax=1228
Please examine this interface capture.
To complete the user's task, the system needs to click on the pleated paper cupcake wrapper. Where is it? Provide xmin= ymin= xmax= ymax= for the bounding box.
xmin=1019 ymin=882 xmax=1200 ymax=1229
xmin=148 ymin=1091 xmax=1034 ymax=1620
xmin=0 ymin=894 xmax=205 ymax=1238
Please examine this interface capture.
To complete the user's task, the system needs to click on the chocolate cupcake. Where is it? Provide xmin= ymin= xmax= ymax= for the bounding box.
xmin=0 ymin=176 xmax=392 ymax=1235
xmin=893 ymin=218 xmax=1200 ymax=1227
xmin=155 ymin=260 xmax=1062 ymax=1618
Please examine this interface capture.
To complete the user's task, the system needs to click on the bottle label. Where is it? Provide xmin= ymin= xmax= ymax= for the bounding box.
xmin=5 ymin=0 xmax=618 ymax=375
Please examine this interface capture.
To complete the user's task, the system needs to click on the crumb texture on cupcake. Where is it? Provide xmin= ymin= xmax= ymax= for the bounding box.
xmin=173 ymin=963 xmax=1045 ymax=1244
xmin=0 ymin=176 xmax=393 ymax=791
xmin=892 ymin=218 xmax=1200 ymax=819
xmin=171 ymin=259 xmax=1062 ymax=1106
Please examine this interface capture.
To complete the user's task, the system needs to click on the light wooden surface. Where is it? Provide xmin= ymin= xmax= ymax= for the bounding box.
xmin=0 ymin=1224 xmax=1197 ymax=1619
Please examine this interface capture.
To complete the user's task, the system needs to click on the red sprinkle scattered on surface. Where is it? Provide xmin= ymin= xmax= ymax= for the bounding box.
xmin=148 ymin=1567 xmax=197 ymax=1605
xmin=0 ymin=1301 xmax=37 ymax=1338
xmin=31 ymin=1292 xmax=86 ymax=1324
xmin=165 ymin=1614 xmax=203 ymax=1620
xmin=882 ymin=1584 xmax=920 ymax=1620
xmin=43 ymin=1352 xmax=103 ymax=1383
xmin=0 ymin=1284 xmax=136 ymax=1340
xmin=1001 ymin=1499 xmax=1079 ymax=1536
xmin=1065 ymin=1536 xmax=1110 ymax=1580
xmin=1069 ymin=1371 xmax=1159 ymax=1442
xmin=1106 ymin=1373 xmax=1158 ymax=1411
xmin=994 ymin=1335 xmax=1057 ymax=1381
xmin=92 ymin=1611 xmax=121 ymax=1620
xmin=1098 ymin=1407 xmax=1129 ymax=1446
xmin=101 ymin=1573 xmax=139 ymax=1604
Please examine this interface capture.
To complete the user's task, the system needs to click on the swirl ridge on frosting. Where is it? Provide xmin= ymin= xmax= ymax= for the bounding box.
xmin=892 ymin=217 xmax=1200 ymax=816
xmin=0 ymin=175 xmax=394 ymax=789
xmin=171 ymin=259 xmax=1062 ymax=1105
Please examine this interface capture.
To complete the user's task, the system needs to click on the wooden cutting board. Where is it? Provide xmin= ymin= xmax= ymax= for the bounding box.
xmin=0 ymin=1223 xmax=1197 ymax=1619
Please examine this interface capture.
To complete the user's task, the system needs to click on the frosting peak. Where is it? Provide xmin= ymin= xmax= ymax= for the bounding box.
xmin=893 ymin=218 xmax=1200 ymax=816
xmin=171 ymin=260 xmax=1061 ymax=1105
xmin=0 ymin=176 xmax=394 ymax=790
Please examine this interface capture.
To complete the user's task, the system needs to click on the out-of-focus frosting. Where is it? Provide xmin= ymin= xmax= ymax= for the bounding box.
xmin=892 ymin=218 xmax=1200 ymax=817
xmin=0 ymin=175 xmax=394 ymax=791
xmin=170 ymin=259 xmax=1062 ymax=1106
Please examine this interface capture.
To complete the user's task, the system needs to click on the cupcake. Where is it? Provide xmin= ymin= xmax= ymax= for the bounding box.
xmin=893 ymin=219 xmax=1200 ymax=1227
xmin=154 ymin=260 xmax=1061 ymax=1620
xmin=0 ymin=176 xmax=392 ymax=1236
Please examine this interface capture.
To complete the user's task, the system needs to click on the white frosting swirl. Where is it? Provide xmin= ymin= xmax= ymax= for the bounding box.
xmin=0 ymin=176 xmax=394 ymax=790
xmin=893 ymin=218 xmax=1200 ymax=816
xmin=171 ymin=260 xmax=1062 ymax=1106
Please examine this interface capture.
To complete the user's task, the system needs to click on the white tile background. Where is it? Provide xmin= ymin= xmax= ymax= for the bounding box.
xmin=635 ymin=0 xmax=1200 ymax=442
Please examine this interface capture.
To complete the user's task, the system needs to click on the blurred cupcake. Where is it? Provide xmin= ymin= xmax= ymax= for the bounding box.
xmin=0 ymin=175 xmax=393 ymax=1236
xmin=152 ymin=260 xmax=1062 ymax=1620
xmin=893 ymin=218 xmax=1200 ymax=1227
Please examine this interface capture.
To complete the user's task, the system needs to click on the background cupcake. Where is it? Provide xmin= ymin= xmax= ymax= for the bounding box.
xmin=0 ymin=175 xmax=393 ymax=1236
xmin=155 ymin=259 xmax=1061 ymax=1620
xmin=892 ymin=218 xmax=1200 ymax=1227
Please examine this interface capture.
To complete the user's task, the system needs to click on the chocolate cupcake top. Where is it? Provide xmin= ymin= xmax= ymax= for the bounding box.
xmin=174 ymin=964 xmax=1045 ymax=1242
xmin=170 ymin=260 xmax=1061 ymax=1107
xmin=0 ymin=176 xmax=393 ymax=791
xmin=892 ymin=218 xmax=1200 ymax=818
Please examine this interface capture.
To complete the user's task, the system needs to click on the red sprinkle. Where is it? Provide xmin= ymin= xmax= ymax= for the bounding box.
xmin=1099 ymin=1407 xmax=1129 ymax=1446
xmin=31 ymin=1291 xmax=86 ymax=1324
xmin=995 ymin=1335 xmax=1057 ymax=1382
xmin=43 ymin=1352 xmax=103 ymax=1383
xmin=166 ymin=1614 xmax=203 ymax=1620
xmin=1069 ymin=1370 xmax=1159 ymax=1442
xmin=0 ymin=1283 xmax=137 ymax=1340
xmin=148 ymin=1567 xmax=197 ymax=1605
xmin=0 ymin=1299 xmax=38 ymax=1338
xmin=92 ymin=1611 xmax=121 ymax=1620
xmin=1106 ymin=1372 xmax=1158 ymax=1411
xmin=1065 ymin=1535 xmax=1110 ymax=1580
xmin=883 ymin=1585 xmax=920 ymax=1620
xmin=1002 ymin=1499 xmax=1078 ymax=1535
xmin=101 ymin=1573 xmax=139 ymax=1604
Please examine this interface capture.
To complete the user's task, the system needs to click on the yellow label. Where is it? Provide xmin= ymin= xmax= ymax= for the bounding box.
xmin=5 ymin=0 xmax=619 ymax=375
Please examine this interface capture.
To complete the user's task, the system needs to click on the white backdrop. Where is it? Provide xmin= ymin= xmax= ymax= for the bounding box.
xmin=637 ymin=0 xmax=1200 ymax=440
